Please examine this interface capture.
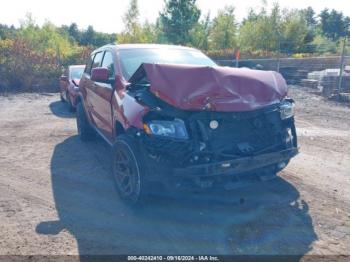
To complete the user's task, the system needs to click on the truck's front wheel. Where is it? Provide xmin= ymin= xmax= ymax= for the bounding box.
xmin=112 ymin=135 xmax=148 ymax=204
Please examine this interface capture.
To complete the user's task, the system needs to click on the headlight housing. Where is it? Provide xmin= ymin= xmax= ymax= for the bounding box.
xmin=280 ymin=100 xmax=295 ymax=120
xmin=143 ymin=119 xmax=189 ymax=139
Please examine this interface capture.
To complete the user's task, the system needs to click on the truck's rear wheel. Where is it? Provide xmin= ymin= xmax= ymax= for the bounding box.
xmin=76 ymin=102 xmax=95 ymax=141
xmin=112 ymin=135 xmax=148 ymax=204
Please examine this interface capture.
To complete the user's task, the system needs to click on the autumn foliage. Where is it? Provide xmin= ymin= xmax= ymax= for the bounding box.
xmin=0 ymin=19 xmax=92 ymax=93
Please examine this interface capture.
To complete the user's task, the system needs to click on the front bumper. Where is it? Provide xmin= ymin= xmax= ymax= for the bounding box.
xmin=146 ymin=147 xmax=298 ymax=179
xmin=172 ymin=147 xmax=298 ymax=177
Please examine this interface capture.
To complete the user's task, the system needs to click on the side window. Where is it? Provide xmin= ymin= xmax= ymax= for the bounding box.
xmin=101 ymin=51 xmax=115 ymax=79
xmin=91 ymin=52 xmax=104 ymax=70
xmin=84 ymin=54 xmax=94 ymax=75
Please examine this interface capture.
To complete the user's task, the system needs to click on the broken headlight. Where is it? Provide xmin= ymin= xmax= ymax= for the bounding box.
xmin=280 ymin=100 xmax=295 ymax=120
xmin=143 ymin=119 xmax=189 ymax=139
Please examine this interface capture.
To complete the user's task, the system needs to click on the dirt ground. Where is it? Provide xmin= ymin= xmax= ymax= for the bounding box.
xmin=0 ymin=86 xmax=350 ymax=256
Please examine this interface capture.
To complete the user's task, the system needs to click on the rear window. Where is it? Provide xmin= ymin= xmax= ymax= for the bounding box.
xmin=70 ymin=67 xmax=84 ymax=80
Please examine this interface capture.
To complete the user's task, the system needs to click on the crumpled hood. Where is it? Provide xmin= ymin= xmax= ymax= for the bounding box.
xmin=129 ymin=63 xmax=288 ymax=112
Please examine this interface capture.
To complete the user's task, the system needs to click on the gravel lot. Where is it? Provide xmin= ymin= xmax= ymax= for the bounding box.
xmin=0 ymin=87 xmax=349 ymax=256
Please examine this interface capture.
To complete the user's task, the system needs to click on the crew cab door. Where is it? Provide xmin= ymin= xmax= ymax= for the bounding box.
xmin=89 ymin=51 xmax=115 ymax=142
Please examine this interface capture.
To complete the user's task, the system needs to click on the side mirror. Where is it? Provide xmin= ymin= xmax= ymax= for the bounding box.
xmin=91 ymin=67 xmax=109 ymax=83
xmin=60 ymin=75 xmax=68 ymax=82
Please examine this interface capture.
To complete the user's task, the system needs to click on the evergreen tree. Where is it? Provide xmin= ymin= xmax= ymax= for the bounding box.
xmin=209 ymin=6 xmax=237 ymax=50
xmin=320 ymin=9 xmax=350 ymax=40
xmin=160 ymin=0 xmax=200 ymax=45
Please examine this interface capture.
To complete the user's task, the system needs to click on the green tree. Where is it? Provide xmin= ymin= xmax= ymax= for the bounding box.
xmin=310 ymin=34 xmax=337 ymax=54
xmin=80 ymin=25 xmax=95 ymax=46
xmin=1 ymin=15 xmax=79 ymax=91
xmin=209 ymin=6 xmax=237 ymax=50
xmin=299 ymin=7 xmax=317 ymax=51
xmin=118 ymin=0 xmax=157 ymax=43
xmin=139 ymin=21 xmax=159 ymax=43
xmin=320 ymin=9 xmax=350 ymax=40
xmin=0 ymin=24 xmax=16 ymax=40
xmin=302 ymin=7 xmax=317 ymax=27
xmin=239 ymin=4 xmax=311 ymax=55
xmin=239 ymin=4 xmax=281 ymax=54
xmin=68 ymin=23 xmax=80 ymax=43
xmin=281 ymin=11 xmax=309 ymax=53
xmin=190 ymin=12 xmax=211 ymax=50
xmin=124 ymin=0 xmax=140 ymax=33
xmin=119 ymin=0 xmax=141 ymax=42
xmin=78 ymin=25 xmax=115 ymax=47
xmin=160 ymin=0 xmax=201 ymax=45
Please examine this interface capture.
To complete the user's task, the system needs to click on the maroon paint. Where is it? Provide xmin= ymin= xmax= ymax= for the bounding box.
xmin=137 ymin=63 xmax=288 ymax=112
xmin=112 ymin=76 xmax=149 ymax=131
xmin=91 ymin=67 xmax=109 ymax=82
xmin=80 ymin=46 xmax=290 ymax=143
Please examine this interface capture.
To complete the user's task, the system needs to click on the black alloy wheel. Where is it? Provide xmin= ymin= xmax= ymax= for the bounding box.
xmin=112 ymin=135 xmax=147 ymax=204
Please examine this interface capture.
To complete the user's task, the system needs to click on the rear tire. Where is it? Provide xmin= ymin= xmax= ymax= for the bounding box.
xmin=112 ymin=135 xmax=148 ymax=205
xmin=76 ymin=102 xmax=95 ymax=141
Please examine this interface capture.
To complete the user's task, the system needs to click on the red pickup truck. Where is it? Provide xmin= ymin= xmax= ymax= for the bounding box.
xmin=76 ymin=44 xmax=298 ymax=204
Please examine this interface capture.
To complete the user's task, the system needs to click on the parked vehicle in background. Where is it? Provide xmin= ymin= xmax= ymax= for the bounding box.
xmin=76 ymin=44 xmax=298 ymax=204
xmin=59 ymin=65 xmax=85 ymax=111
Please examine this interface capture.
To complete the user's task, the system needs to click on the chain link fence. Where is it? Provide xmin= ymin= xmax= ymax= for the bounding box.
xmin=217 ymin=56 xmax=350 ymax=96
xmin=216 ymin=40 xmax=350 ymax=102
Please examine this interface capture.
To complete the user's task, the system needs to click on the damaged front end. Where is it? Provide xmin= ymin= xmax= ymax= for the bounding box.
xmin=127 ymin=64 xmax=298 ymax=190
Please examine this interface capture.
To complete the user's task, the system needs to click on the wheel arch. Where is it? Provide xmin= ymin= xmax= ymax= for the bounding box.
xmin=76 ymin=94 xmax=82 ymax=104
xmin=114 ymin=120 xmax=126 ymax=138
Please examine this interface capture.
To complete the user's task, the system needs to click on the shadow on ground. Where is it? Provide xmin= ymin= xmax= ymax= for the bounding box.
xmin=37 ymin=136 xmax=317 ymax=255
xmin=49 ymin=100 xmax=75 ymax=118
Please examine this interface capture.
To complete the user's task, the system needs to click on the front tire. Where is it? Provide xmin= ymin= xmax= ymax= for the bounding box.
xmin=112 ymin=135 xmax=148 ymax=204
xmin=76 ymin=102 xmax=95 ymax=141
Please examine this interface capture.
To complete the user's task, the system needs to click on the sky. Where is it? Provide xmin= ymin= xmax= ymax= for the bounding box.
xmin=0 ymin=0 xmax=349 ymax=33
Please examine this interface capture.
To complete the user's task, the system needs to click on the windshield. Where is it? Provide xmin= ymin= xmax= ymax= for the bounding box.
xmin=70 ymin=67 xmax=85 ymax=80
xmin=119 ymin=48 xmax=217 ymax=80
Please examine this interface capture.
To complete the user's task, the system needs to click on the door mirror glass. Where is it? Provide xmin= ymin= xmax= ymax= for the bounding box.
xmin=91 ymin=67 xmax=109 ymax=83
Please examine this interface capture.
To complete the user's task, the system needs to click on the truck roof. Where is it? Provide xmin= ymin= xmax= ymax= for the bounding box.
xmin=94 ymin=43 xmax=197 ymax=53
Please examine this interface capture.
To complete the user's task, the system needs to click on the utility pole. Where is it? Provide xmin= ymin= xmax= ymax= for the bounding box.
xmin=338 ymin=37 xmax=347 ymax=93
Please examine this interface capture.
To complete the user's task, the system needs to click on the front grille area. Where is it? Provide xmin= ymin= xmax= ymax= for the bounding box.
xmin=142 ymin=136 xmax=195 ymax=166
xmin=190 ymin=107 xmax=287 ymax=157
xmin=141 ymin=104 xmax=294 ymax=167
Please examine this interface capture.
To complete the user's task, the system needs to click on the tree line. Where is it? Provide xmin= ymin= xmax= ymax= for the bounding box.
xmin=117 ymin=0 xmax=350 ymax=57
xmin=0 ymin=0 xmax=349 ymax=92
